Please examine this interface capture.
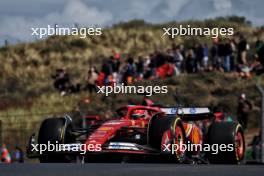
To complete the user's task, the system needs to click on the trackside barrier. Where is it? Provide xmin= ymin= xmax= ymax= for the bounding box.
xmin=256 ymin=84 xmax=264 ymax=163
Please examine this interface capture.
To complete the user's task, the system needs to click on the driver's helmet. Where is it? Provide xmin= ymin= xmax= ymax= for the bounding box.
xmin=131 ymin=109 xmax=147 ymax=119
xmin=134 ymin=109 xmax=145 ymax=115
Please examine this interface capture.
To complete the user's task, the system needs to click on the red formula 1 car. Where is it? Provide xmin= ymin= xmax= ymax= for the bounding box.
xmin=27 ymin=105 xmax=245 ymax=164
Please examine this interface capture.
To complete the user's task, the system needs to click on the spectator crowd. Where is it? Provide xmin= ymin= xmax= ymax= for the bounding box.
xmin=0 ymin=144 xmax=24 ymax=163
xmin=52 ymin=36 xmax=264 ymax=96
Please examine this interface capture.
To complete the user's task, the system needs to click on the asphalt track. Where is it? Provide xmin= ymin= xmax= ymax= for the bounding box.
xmin=0 ymin=164 xmax=264 ymax=176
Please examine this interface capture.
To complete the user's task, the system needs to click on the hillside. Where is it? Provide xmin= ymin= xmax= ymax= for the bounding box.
xmin=0 ymin=17 xmax=264 ymax=129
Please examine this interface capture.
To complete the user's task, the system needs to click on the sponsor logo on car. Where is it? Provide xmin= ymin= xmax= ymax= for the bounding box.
xmin=189 ymin=107 xmax=196 ymax=114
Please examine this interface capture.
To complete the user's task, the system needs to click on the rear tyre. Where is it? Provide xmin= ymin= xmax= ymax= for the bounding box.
xmin=206 ymin=122 xmax=245 ymax=164
xmin=38 ymin=117 xmax=74 ymax=163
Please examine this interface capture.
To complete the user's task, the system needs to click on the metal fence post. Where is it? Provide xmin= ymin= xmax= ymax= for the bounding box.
xmin=0 ymin=120 xmax=2 ymax=145
xmin=256 ymin=84 xmax=264 ymax=163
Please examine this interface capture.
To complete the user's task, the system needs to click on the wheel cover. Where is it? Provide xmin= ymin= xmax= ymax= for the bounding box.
xmin=235 ymin=131 xmax=244 ymax=160
xmin=174 ymin=126 xmax=184 ymax=156
xmin=161 ymin=130 xmax=171 ymax=152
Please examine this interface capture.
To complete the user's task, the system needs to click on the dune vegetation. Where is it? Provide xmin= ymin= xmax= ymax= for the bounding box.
xmin=0 ymin=17 xmax=263 ymax=146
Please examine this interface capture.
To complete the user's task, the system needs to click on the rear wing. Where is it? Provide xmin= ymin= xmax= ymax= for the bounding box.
xmin=160 ymin=107 xmax=213 ymax=121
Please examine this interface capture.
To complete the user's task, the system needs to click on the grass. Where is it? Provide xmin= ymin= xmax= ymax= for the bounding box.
xmin=1 ymin=73 xmax=263 ymax=129
xmin=0 ymin=72 xmax=263 ymax=154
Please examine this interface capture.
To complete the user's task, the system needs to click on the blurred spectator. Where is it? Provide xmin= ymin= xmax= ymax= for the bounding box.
xmin=1 ymin=144 xmax=11 ymax=163
xmin=149 ymin=53 xmax=157 ymax=77
xmin=237 ymin=93 xmax=252 ymax=129
xmin=230 ymin=39 xmax=237 ymax=71
xmin=122 ymin=57 xmax=135 ymax=85
xmin=195 ymin=44 xmax=204 ymax=71
xmin=85 ymin=66 xmax=98 ymax=93
xmin=105 ymin=109 xmax=113 ymax=119
xmin=172 ymin=45 xmax=184 ymax=75
xmin=254 ymin=38 xmax=264 ymax=75
xmin=155 ymin=53 xmax=171 ymax=79
xmin=179 ymin=44 xmax=186 ymax=60
xmin=223 ymin=39 xmax=233 ymax=72
xmin=143 ymin=56 xmax=154 ymax=79
xmin=217 ymin=40 xmax=225 ymax=72
xmin=13 ymin=146 xmax=24 ymax=163
xmin=249 ymin=131 xmax=261 ymax=160
xmin=202 ymin=43 xmax=209 ymax=70
xmin=52 ymin=68 xmax=80 ymax=96
xmin=112 ymin=55 xmax=121 ymax=73
xmin=52 ymin=68 xmax=70 ymax=93
xmin=135 ymin=56 xmax=144 ymax=79
xmin=101 ymin=58 xmax=113 ymax=77
xmin=185 ymin=49 xmax=197 ymax=73
xmin=237 ymin=35 xmax=249 ymax=65
xmin=251 ymin=55 xmax=264 ymax=75
xmin=211 ymin=40 xmax=221 ymax=70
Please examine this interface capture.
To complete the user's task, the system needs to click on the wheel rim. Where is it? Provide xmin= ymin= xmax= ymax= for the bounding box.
xmin=174 ymin=126 xmax=185 ymax=156
xmin=235 ymin=131 xmax=244 ymax=160
xmin=161 ymin=130 xmax=171 ymax=152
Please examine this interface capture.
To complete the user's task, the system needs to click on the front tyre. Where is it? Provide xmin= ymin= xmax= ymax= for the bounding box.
xmin=38 ymin=117 xmax=74 ymax=163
